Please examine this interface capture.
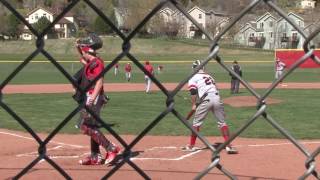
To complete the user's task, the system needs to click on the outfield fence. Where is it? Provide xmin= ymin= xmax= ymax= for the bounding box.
xmin=0 ymin=0 xmax=319 ymax=179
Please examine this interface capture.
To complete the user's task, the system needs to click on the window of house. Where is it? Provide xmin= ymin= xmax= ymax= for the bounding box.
xmin=283 ymin=32 xmax=287 ymax=37
xmin=270 ymin=32 xmax=273 ymax=38
xmin=43 ymin=13 xmax=46 ymax=17
xmin=292 ymin=32 xmax=298 ymax=39
xmin=35 ymin=13 xmax=38 ymax=20
xmin=260 ymin=22 xmax=264 ymax=29
xmin=199 ymin=14 xmax=202 ymax=19
xmin=298 ymin=21 xmax=302 ymax=27
xmin=269 ymin=21 xmax=273 ymax=27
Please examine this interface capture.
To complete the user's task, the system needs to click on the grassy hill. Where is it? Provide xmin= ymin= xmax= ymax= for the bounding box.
xmin=0 ymin=36 xmax=273 ymax=62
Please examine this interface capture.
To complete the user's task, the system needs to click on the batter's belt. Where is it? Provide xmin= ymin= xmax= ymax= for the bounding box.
xmin=196 ymin=92 xmax=219 ymax=106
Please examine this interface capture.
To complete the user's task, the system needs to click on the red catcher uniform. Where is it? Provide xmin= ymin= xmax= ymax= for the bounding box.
xmin=84 ymin=57 xmax=104 ymax=95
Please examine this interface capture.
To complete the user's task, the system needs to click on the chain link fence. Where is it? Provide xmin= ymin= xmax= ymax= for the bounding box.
xmin=0 ymin=0 xmax=319 ymax=179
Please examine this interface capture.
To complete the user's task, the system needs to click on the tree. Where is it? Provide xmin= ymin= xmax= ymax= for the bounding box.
xmin=122 ymin=0 xmax=159 ymax=36
xmin=93 ymin=13 xmax=115 ymax=35
xmin=7 ymin=14 xmax=22 ymax=39
xmin=179 ymin=0 xmax=190 ymax=7
xmin=44 ymin=0 xmax=54 ymax=7
xmin=33 ymin=16 xmax=52 ymax=34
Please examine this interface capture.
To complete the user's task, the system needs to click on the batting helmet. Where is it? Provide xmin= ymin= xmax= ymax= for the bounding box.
xmin=192 ymin=59 xmax=203 ymax=69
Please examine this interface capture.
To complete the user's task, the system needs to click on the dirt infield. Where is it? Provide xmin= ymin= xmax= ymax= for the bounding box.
xmin=3 ymin=82 xmax=320 ymax=94
xmin=1 ymin=82 xmax=320 ymax=179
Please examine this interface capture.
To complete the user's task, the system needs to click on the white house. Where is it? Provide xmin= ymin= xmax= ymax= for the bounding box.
xmin=300 ymin=0 xmax=316 ymax=9
xmin=235 ymin=11 xmax=306 ymax=49
xmin=256 ymin=12 xmax=277 ymax=49
xmin=162 ymin=6 xmax=229 ymax=39
xmin=276 ymin=12 xmax=304 ymax=49
xmin=159 ymin=7 xmax=175 ymax=23
xmin=235 ymin=21 xmax=257 ymax=46
xmin=21 ymin=7 xmax=76 ymax=40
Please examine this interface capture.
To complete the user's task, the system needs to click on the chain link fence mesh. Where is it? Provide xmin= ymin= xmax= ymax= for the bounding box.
xmin=0 ymin=0 xmax=319 ymax=179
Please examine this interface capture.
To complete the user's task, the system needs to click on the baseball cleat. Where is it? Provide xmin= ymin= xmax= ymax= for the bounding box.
xmin=79 ymin=153 xmax=103 ymax=165
xmin=181 ymin=144 xmax=200 ymax=152
xmin=225 ymin=146 xmax=238 ymax=154
xmin=105 ymin=146 xmax=121 ymax=165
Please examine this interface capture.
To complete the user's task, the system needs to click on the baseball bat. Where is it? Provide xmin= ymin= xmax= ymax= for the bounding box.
xmin=186 ymin=109 xmax=195 ymax=120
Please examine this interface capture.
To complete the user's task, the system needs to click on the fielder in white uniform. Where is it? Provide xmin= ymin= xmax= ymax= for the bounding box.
xmin=275 ymin=58 xmax=286 ymax=86
xmin=182 ymin=60 xmax=238 ymax=154
xmin=275 ymin=58 xmax=286 ymax=79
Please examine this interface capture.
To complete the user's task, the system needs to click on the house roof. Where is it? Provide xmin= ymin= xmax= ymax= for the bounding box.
xmin=256 ymin=12 xmax=276 ymax=23
xmin=57 ymin=17 xmax=73 ymax=24
xmin=26 ymin=6 xmax=54 ymax=17
xmin=239 ymin=22 xmax=257 ymax=32
xmin=188 ymin=6 xmax=206 ymax=14
xmin=277 ymin=12 xmax=304 ymax=23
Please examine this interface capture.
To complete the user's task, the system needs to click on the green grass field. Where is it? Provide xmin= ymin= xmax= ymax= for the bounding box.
xmin=0 ymin=37 xmax=319 ymax=140
xmin=0 ymin=90 xmax=319 ymax=139
xmin=1 ymin=37 xmax=320 ymax=84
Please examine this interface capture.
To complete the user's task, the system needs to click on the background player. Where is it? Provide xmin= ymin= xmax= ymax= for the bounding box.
xmin=275 ymin=58 xmax=286 ymax=86
xmin=182 ymin=60 xmax=238 ymax=154
xmin=124 ymin=62 xmax=132 ymax=82
xmin=230 ymin=60 xmax=242 ymax=94
xmin=77 ymin=46 xmax=120 ymax=165
xmin=144 ymin=60 xmax=154 ymax=93
xmin=114 ymin=63 xmax=119 ymax=76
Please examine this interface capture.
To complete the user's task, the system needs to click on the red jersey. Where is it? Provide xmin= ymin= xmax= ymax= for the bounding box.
xmin=84 ymin=57 xmax=104 ymax=94
xmin=125 ymin=63 xmax=132 ymax=72
xmin=144 ymin=64 xmax=153 ymax=74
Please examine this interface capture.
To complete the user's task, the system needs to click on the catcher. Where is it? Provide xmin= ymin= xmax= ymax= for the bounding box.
xmin=182 ymin=60 xmax=238 ymax=154
xmin=74 ymin=34 xmax=120 ymax=165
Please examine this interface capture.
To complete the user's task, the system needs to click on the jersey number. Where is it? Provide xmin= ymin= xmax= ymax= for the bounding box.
xmin=203 ymin=76 xmax=214 ymax=85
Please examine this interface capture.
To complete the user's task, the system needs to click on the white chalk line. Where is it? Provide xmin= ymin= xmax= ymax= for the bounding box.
xmin=17 ymin=145 xmax=64 ymax=157
xmin=0 ymin=131 xmax=84 ymax=148
xmin=2 ymin=130 xmax=320 ymax=161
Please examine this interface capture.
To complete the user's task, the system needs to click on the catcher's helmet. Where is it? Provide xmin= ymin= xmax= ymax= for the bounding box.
xmin=78 ymin=32 xmax=103 ymax=50
xmin=192 ymin=59 xmax=202 ymax=69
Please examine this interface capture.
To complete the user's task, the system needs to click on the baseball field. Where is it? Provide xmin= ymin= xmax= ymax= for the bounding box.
xmin=0 ymin=37 xmax=319 ymax=179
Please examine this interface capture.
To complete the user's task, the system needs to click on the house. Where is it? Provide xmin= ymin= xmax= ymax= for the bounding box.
xmin=160 ymin=6 xmax=229 ymax=39
xmin=256 ymin=12 xmax=277 ymax=49
xmin=159 ymin=7 xmax=175 ymax=23
xmin=276 ymin=12 xmax=304 ymax=49
xmin=235 ymin=21 xmax=257 ymax=47
xmin=300 ymin=0 xmax=316 ymax=9
xmin=21 ymin=7 xmax=76 ymax=40
xmin=234 ymin=11 xmax=306 ymax=50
